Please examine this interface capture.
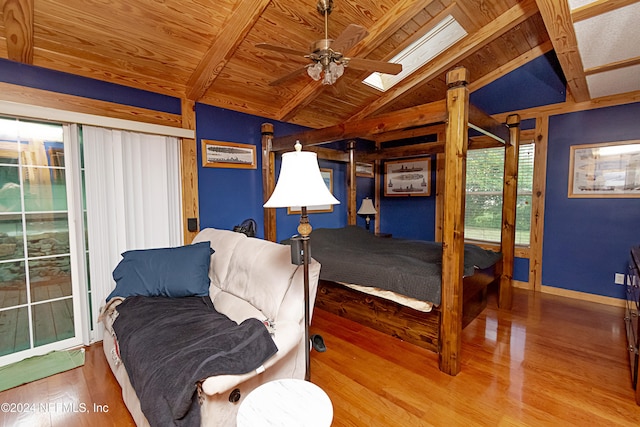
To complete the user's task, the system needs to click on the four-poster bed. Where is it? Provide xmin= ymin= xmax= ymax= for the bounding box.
xmin=261 ymin=67 xmax=521 ymax=375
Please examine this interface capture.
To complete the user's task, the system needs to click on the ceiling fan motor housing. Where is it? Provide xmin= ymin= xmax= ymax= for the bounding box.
xmin=255 ymin=0 xmax=400 ymax=86
xmin=311 ymin=39 xmax=333 ymax=53
xmin=309 ymin=39 xmax=344 ymax=66
xmin=317 ymin=0 xmax=333 ymax=15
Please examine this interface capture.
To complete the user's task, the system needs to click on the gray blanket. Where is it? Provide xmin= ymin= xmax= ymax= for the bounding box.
xmin=299 ymin=226 xmax=501 ymax=305
xmin=112 ymin=296 xmax=278 ymax=427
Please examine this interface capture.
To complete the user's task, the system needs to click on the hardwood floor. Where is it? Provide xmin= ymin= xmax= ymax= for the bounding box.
xmin=1 ymin=287 xmax=639 ymax=426
xmin=0 ymin=341 xmax=135 ymax=427
xmin=314 ymin=288 xmax=640 ymax=426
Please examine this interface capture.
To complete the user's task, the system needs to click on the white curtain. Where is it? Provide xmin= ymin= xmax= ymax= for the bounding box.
xmin=83 ymin=126 xmax=182 ymax=340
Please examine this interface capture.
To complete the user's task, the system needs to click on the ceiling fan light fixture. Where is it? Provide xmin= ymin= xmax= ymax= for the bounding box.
xmin=257 ymin=0 xmax=398 ymax=88
xmin=322 ymin=61 xmax=344 ymax=85
xmin=307 ymin=62 xmax=323 ymax=81
xmin=307 ymin=60 xmax=344 ymax=85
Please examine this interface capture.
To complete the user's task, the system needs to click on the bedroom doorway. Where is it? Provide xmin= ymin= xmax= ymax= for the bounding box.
xmin=0 ymin=117 xmax=85 ymax=366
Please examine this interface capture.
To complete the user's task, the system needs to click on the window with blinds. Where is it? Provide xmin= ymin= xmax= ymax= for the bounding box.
xmin=465 ymin=143 xmax=534 ymax=245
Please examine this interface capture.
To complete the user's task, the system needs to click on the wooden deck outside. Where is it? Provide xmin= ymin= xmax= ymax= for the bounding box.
xmin=0 ymin=280 xmax=74 ymax=356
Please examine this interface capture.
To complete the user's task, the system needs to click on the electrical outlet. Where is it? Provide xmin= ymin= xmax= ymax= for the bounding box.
xmin=614 ymin=273 xmax=625 ymax=285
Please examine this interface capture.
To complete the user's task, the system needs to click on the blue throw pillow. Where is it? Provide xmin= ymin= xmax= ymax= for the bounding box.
xmin=106 ymin=241 xmax=214 ymax=302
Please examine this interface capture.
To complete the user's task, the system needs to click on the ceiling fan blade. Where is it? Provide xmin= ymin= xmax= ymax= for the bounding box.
xmin=332 ymin=24 xmax=369 ymax=53
xmin=269 ymin=67 xmax=309 ymax=86
xmin=346 ymin=57 xmax=402 ymax=75
xmin=255 ymin=43 xmax=309 ymax=57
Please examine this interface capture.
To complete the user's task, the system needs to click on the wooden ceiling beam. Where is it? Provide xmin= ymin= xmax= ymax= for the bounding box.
xmin=535 ymin=0 xmax=590 ymax=102
xmin=185 ymin=0 xmax=271 ymax=101
xmin=273 ymin=144 xmax=350 ymax=163
xmin=2 ymin=0 xmax=34 ymax=64
xmin=272 ymin=99 xmax=447 ymax=151
xmin=372 ymin=123 xmax=444 ymax=144
xmin=585 ymin=56 xmax=640 ymax=76
xmin=469 ymin=104 xmax=508 ymax=143
xmin=347 ymin=0 xmax=539 ymax=122
xmin=474 ymin=128 xmax=536 ymax=147
xmin=360 ymin=129 xmax=537 ymax=161
xmin=362 ymin=123 xmax=532 ymax=161
xmin=276 ymin=0 xmax=437 ymax=122
xmin=359 ymin=141 xmax=445 ymax=162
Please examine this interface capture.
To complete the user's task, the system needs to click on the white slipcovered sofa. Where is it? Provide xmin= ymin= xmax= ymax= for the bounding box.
xmin=100 ymin=227 xmax=321 ymax=426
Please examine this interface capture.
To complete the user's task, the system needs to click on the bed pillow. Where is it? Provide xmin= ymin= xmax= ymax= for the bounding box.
xmin=106 ymin=242 xmax=214 ymax=302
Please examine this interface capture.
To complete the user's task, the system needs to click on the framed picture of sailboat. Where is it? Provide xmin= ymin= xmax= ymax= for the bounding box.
xmin=384 ymin=158 xmax=431 ymax=197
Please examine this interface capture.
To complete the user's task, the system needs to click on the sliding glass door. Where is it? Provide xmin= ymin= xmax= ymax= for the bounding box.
xmin=0 ymin=117 xmax=84 ymax=365
xmin=0 ymin=114 xmax=182 ymax=365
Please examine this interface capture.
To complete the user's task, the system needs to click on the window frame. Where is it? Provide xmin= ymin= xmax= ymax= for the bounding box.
xmin=464 ymin=143 xmax=535 ymax=247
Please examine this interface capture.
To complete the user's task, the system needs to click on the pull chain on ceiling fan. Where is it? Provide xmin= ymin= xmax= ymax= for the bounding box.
xmin=256 ymin=0 xmax=402 ymax=86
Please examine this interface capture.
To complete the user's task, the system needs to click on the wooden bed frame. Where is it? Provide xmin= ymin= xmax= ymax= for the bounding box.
xmin=315 ymin=263 xmax=498 ymax=353
xmin=261 ymin=67 xmax=521 ymax=376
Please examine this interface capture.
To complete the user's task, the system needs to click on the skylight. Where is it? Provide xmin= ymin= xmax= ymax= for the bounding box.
xmin=363 ymin=15 xmax=467 ymax=92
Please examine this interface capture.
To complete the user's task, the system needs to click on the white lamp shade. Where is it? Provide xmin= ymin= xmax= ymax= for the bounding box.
xmin=357 ymin=197 xmax=377 ymax=215
xmin=264 ymin=147 xmax=340 ymax=208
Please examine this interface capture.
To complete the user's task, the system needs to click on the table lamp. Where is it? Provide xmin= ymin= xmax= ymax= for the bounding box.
xmin=263 ymin=141 xmax=340 ymax=381
xmin=357 ymin=197 xmax=377 ymax=230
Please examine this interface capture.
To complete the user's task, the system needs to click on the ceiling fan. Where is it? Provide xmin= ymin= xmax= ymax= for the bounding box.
xmin=256 ymin=0 xmax=402 ymax=86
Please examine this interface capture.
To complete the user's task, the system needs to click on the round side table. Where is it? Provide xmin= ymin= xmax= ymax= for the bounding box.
xmin=237 ymin=378 xmax=333 ymax=426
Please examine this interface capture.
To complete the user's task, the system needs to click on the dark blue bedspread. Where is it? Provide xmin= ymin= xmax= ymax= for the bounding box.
xmin=295 ymin=226 xmax=501 ymax=305
xmin=113 ymin=295 xmax=278 ymax=427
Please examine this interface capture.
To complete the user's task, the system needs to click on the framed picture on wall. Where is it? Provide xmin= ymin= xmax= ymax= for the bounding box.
xmin=288 ymin=168 xmax=334 ymax=213
xmin=568 ymin=140 xmax=640 ymax=198
xmin=201 ymin=140 xmax=257 ymax=169
xmin=384 ymin=158 xmax=431 ymax=197
xmin=356 ymin=162 xmax=374 ymax=178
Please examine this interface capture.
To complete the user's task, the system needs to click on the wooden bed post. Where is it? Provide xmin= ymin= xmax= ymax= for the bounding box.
xmin=347 ymin=140 xmax=357 ymax=225
xmin=261 ymin=123 xmax=276 ymax=242
xmin=435 ymin=153 xmax=445 ymax=242
xmin=499 ymin=114 xmax=521 ymax=309
xmin=440 ymin=67 xmax=469 ymax=376
xmin=374 ymin=158 xmax=381 ymax=235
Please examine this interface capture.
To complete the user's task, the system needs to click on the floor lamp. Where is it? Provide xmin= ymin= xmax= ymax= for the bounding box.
xmin=263 ymin=142 xmax=340 ymax=381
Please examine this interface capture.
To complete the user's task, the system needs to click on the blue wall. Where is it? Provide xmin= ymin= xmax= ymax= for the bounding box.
xmin=470 ymin=52 xmax=566 ymax=115
xmin=379 ymin=156 xmax=437 ymax=241
xmin=543 ymin=104 xmax=640 ymax=298
xmin=0 ymin=58 xmax=180 ymax=114
xmin=195 ymin=104 xmax=384 ymax=242
xmin=195 ymin=104 xmax=349 ymax=242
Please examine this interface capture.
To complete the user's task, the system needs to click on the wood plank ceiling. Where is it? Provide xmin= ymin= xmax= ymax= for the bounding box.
xmin=1 ymin=0 xmax=637 ymax=129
